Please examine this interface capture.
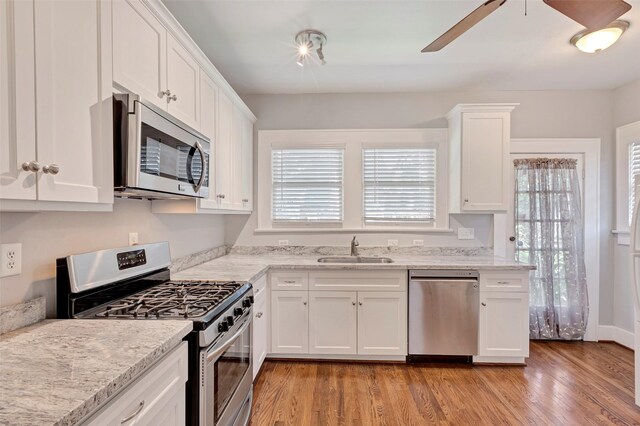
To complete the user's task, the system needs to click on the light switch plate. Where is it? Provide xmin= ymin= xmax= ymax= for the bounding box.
xmin=129 ymin=232 xmax=139 ymax=246
xmin=457 ymin=228 xmax=475 ymax=240
xmin=1 ymin=243 xmax=22 ymax=277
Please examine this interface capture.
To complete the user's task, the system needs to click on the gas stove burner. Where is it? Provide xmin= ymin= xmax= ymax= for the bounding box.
xmin=93 ymin=280 xmax=243 ymax=320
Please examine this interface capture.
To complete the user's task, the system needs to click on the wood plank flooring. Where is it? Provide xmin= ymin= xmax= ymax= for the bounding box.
xmin=250 ymin=342 xmax=640 ymax=425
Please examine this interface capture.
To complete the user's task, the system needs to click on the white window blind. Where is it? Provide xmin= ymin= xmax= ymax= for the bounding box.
xmin=272 ymin=148 xmax=344 ymax=223
xmin=363 ymin=148 xmax=436 ymax=223
xmin=629 ymin=141 xmax=640 ymax=225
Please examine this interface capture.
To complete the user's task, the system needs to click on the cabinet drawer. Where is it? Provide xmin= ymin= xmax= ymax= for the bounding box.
xmin=252 ymin=274 xmax=267 ymax=299
xmin=309 ymin=270 xmax=407 ymax=292
xmin=480 ymin=273 xmax=529 ymax=292
xmin=270 ymin=270 xmax=309 ymax=290
xmin=83 ymin=342 xmax=188 ymax=425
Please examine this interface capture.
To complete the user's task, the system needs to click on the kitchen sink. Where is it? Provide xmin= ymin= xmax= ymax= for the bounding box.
xmin=317 ymin=256 xmax=394 ymax=264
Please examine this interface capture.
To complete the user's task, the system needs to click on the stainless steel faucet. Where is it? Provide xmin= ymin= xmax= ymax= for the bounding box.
xmin=350 ymin=236 xmax=359 ymax=257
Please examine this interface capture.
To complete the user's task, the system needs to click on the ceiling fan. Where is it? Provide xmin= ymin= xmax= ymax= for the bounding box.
xmin=421 ymin=0 xmax=632 ymax=52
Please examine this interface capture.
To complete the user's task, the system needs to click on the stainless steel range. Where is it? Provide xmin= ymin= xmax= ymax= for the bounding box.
xmin=56 ymin=242 xmax=253 ymax=426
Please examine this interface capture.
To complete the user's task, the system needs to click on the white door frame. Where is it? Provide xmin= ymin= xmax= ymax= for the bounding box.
xmin=494 ymin=138 xmax=601 ymax=341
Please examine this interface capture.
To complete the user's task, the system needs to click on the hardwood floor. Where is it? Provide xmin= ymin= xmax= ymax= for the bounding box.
xmin=250 ymin=342 xmax=640 ymax=425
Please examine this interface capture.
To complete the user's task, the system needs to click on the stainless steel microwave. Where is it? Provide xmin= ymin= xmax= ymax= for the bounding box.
xmin=113 ymin=93 xmax=210 ymax=199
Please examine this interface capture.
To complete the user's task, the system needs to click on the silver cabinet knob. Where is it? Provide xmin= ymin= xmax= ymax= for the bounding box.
xmin=217 ymin=194 xmax=226 ymax=199
xmin=168 ymin=94 xmax=178 ymax=102
xmin=481 ymin=302 xmax=487 ymax=307
xmin=160 ymin=89 xmax=171 ymax=98
xmin=256 ymin=312 xmax=263 ymax=318
xmin=464 ymin=198 xmax=469 ymax=203
xmin=303 ymin=301 xmax=307 ymax=306
xmin=352 ymin=302 xmax=356 ymax=306
xmin=359 ymin=302 xmax=363 ymax=306
xmin=242 ymin=198 xmax=249 ymax=203
xmin=42 ymin=164 xmax=60 ymax=175
xmin=21 ymin=161 xmax=40 ymax=172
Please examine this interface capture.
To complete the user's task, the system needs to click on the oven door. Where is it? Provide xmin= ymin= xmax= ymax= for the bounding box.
xmin=201 ymin=314 xmax=253 ymax=426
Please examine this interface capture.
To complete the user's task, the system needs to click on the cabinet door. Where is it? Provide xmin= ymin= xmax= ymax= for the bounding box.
xmin=215 ymin=91 xmax=234 ymax=208
xmin=461 ymin=112 xmax=509 ymax=211
xmin=112 ymin=0 xmax=167 ymax=110
xmin=252 ymin=289 xmax=268 ymax=379
xmin=0 ymin=0 xmax=36 ymax=200
xmin=240 ymin=116 xmax=253 ymax=211
xmin=33 ymin=0 xmax=112 ymax=203
xmin=197 ymin=70 xmax=218 ymax=209
xmin=357 ymin=292 xmax=407 ymax=356
xmin=229 ymin=105 xmax=244 ymax=209
xmin=309 ymin=291 xmax=357 ymax=355
xmin=166 ymin=34 xmax=199 ymax=130
xmin=271 ymin=291 xmax=308 ymax=354
xmin=478 ymin=292 xmax=529 ymax=357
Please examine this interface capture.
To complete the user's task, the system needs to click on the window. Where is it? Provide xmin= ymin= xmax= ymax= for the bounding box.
xmin=271 ymin=148 xmax=344 ymax=223
xmin=363 ymin=148 xmax=436 ymax=224
xmin=629 ymin=141 xmax=640 ymax=226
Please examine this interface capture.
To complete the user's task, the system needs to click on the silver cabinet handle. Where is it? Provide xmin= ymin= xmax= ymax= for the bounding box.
xmin=283 ymin=280 xmax=296 ymax=284
xmin=168 ymin=94 xmax=178 ymax=102
xmin=160 ymin=89 xmax=171 ymax=98
xmin=21 ymin=161 xmax=40 ymax=172
xmin=497 ymin=281 xmax=510 ymax=285
xmin=121 ymin=401 xmax=144 ymax=423
xmin=481 ymin=302 xmax=487 ymax=307
xmin=464 ymin=198 xmax=469 ymax=203
xmin=42 ymin=164 xmax=60 ymax=175
xmin=242 ymin=198 xmax=249 ymax=203
xmin=217 ymin=194 xmax=226 ymax=199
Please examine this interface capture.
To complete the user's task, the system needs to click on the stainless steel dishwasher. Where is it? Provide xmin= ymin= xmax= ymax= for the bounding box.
xmin=408 ymin=270 xmax=479 ymax=362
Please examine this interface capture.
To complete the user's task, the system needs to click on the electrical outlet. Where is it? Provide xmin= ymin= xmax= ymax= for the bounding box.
xmin=1 ymin=243 xmax=22 ymax=278
xmin=278 ymin=240 xmax=289 ymax=246
xmin=129 ymin=232 xmax=139 ymax=246
xmin=457 ymin=228 xmax=475 ymax=240
xmin=388 ymin=239 xmax=399 ymax=247
xmin=413 ymin=239 xmax=424 ymax=247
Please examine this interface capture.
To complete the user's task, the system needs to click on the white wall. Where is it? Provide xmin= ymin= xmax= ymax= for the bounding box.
xmin=228 ymin=89 xmax=616 ymax=326
xmin=612 ymin=77 xmax=640 ymax=333
xmin=0 ymin=199 xmax=226 ymax=317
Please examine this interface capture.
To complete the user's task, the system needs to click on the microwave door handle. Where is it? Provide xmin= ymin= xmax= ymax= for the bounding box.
xmin=206 ymin=317 xmax=250 ymax=363
xmin=193 ymin=141 xmax=206 ymax=193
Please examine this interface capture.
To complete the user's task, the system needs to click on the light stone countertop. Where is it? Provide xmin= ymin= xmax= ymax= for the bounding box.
xmin=173 ymin=253 xmax=535 ymax=283
xmin=0 ymin=319 xmax=192 ymax=426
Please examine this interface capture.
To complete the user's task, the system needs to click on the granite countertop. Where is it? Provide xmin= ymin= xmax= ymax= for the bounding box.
xmin=173 ymin=253 xmax=535 ymax=283
xmin=0 ymin=319 xmax=192 ymax=426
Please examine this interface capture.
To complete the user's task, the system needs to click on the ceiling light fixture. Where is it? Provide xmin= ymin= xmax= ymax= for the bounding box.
xmin=295 ymin=29 xmax=327 ymax=67
xmin=570 ymin=20 xmax=630 ymax=53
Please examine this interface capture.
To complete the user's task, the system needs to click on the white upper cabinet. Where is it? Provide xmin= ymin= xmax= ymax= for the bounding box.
xmin=215 ymin=90 xmax=235 ymax=209
xmin=447 ymin=104 xmax=517 ymax=213
xmin=0 ymin=0 xmax=36 ymax=201
xmin=166 ymin=34 xmax=200 ymax=130
xmin=1 ymin=0 xmax=112 ymax=210
xmin=240 ymin=113 xmax=254 ymax=211
xmin=112 ymin=0 xmax=167 ymax=110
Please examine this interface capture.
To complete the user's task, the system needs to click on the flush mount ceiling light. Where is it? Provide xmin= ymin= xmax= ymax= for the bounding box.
xmin=295 ymin=29 xmax=327 ymax=67
xmin=570 ymin=20 xmax=630 ymax=53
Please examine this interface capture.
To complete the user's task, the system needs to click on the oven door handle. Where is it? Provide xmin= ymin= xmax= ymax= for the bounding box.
xmin=206 ymin=317 xmax=250 ymax=363
xmin=193 ymin=141 xmax=206 ymax=193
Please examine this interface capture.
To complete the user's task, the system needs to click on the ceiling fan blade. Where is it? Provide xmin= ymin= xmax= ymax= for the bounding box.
xmin=544 ymin=0 xmax=631 ymax=30
xmin=421 ymin=0 xmax=507 ymax=53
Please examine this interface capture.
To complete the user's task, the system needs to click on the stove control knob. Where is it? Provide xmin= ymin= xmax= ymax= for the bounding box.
xmin=234 ymin=307 xmax=244 ymax=316
xmin=218 ymin=321 xmax=229 ymax=332
xmin=226 ymin=316 xmax=235 ymax=326
xmin=242 ymin=299 xmax=251 ymax=308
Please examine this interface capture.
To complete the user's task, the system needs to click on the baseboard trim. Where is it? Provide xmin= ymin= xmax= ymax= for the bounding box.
xmin=598 ymin=325 xmax=634 ymax=350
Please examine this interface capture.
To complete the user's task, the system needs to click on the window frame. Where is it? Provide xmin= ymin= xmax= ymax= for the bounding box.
xmin=615 ymin=121 xmax=640 ymax=245
xmin=257 ymin=129 xmax=448 ymax=232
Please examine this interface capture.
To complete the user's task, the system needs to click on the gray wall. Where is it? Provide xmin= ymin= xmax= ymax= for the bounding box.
xmin=612 ymin=77 xmax=640 ymax=333
xmin=228 ymin=89 xmax=616 ymax=326
xmin=0 ymin=199 xmax=226 ymax=317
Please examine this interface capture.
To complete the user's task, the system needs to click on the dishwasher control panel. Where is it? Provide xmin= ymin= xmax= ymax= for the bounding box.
xmin=409 ymin=269 xmax=479 ymax=279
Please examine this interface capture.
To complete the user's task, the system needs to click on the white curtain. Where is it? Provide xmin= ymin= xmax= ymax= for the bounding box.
xmin=514 ymin=158 xmax=589 ymax=340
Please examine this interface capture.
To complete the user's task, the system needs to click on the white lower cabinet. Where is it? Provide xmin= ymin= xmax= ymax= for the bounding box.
xmin=271 ymin=290 xmax=309 ymax=354
xmin=357 ymin=291 xmax=407 ymax=356
xmin=83 ymin=342 xmax=188 ymax=426
xmin=478 ymin=291 xmax=529 ymax=358
xmin=252 ymin=275 xmax=268 ymax=379
xmin=309 ymin=291 xmax=357 ymax=355
xmin=270 ymin=270 xmax=407 ymax=359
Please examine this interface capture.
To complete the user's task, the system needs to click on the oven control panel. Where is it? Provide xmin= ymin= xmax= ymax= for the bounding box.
xmin=117 ymin=249 xmax=147 ymax=270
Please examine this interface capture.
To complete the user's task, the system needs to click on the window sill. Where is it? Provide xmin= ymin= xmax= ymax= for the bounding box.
xmin=254 ymin=227 xmax=455 ymax=234
xmin=612 ymin=229 xmax=630 ymax=246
